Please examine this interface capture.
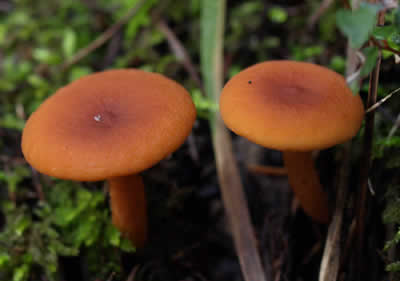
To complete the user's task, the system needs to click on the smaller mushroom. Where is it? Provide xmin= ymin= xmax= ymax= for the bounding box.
xmin=220 ymin=60 xmax=364 ymax=223
xmin=22 ymin=69 xmax=196 ymax=247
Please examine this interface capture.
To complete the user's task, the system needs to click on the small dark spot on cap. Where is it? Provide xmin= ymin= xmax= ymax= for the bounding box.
xmin=248 ymin=80 xmax=252 ymax=84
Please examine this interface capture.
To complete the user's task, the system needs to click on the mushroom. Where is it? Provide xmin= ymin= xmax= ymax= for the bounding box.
xmin=21 ymin=69 xmax=196 ymax=247
xmin=219 ymin=60 xmax=364 ymax=223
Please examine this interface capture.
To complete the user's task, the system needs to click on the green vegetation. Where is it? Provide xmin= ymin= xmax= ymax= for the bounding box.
xmin=0 ymin=181 xmax=134 ymax=281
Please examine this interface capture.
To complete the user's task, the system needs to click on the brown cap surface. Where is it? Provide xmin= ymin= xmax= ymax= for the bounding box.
xmin=220 ymin=61 xmax=364 ymax=151
xmin=22 ymin=69 xmax=196 ymax=181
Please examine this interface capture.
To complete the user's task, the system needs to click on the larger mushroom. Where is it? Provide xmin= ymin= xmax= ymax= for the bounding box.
xmin=22 ymin=69 xmax=196 ymax=247
xmin=220 ymin=60 xmax=364 ymax=223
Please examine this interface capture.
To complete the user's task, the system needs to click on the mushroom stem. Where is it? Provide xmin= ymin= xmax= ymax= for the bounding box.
xmin=283 ymin=151 xmax=331 ymax=223
xmin=108 ymin=174 xmax=147 ymax=248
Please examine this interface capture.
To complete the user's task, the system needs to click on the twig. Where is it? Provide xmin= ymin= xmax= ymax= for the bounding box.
xmin=155 ymin=18 xmax=202 ymax=163
xmin=186 ymin=134 xmax=200 ymax=163
xmin=156 ymin=19 xmax=204 ymax=92
xmin=366 ymin=87 xmax=400 ymax=113
xmin=101 ymin=31 xmax=122 ymax=69
xmin=126 ymin=266 xmax=140 ymax=281
xmin=341 ymin=218 xmax=357 ymax=269
xmin=318 ymin=142 xmax=352 ymax=281
xmin=106 ymin=272 xmax=116 ymax=281
xmin=354 ymin=57 xmax=380 ymax=280
xmin=345 ymin=51 xmax=365 ymax=85
xmin=61 ymin=0 xmax=146 ymax=70
xmin=319 ymin=11 xmax=361 ymax=280
xmin=387 ymin=113 xmax=400 ymax=138
xmin=371 ymin=37 xmax=400 ymax=57
xmin=307 ymin=0 xmax=335 ymax=29
xmin=354 ymin=8 xmax=385 ymax=281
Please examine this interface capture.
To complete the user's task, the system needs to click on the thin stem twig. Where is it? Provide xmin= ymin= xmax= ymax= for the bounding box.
xmin=126 ymin=266 xmax=140 ymax=281
xmin=354 ymin=8 xmax=385 ymax=281
xmin=319 ymin=39 xmax=360 ymax=281
xmin=307 ymin=0 xmax=335 ymax=29
xmin=366 ymin=87 xmax=400 ymax=113
xmin=371 ymin=37 xmax=400 ymax=56
xmin=387 ymin=113 xmax=400 ymax=138
xmin=156 ymin=19 xmax=204 ymax=92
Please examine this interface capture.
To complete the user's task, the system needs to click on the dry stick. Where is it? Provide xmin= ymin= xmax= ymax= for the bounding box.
xmin=366 ymin=87 xmax=400 ymax=113
xmin=214 ymin=119 xmax=269 ymax=281
xmin=370 ymin=36 xmax=400 ymax=57
xmin=156 ymin=19 xmax=202 ymax=162
xmin=126 ymin=266 xmax=140 ymax=281
xmin=354 ymin=55 xmax=381 ymax=281
xmin=61 ymin=0 xmax=146 ymax=70
xmin=318 ymin=42 xmax=360 ymax=281
xmin=156 ymin=19 xmax=204 ymax=92
xmin=318 ymin=142 xmax=351 ymax=281
xmin=354 ymin=9 xmax=385 ymax=281
xmin=201 ymin=0 xmax=268 ymax=280
xmin=307 ymin=0 xmax=335 ymax=29
xmin=340 ymin=219 xmax=356 ymax=269
xmin=387 ymin=113 xmax=400 ymax=138
xmin=106 ymin=272 xmax=116 ymax=281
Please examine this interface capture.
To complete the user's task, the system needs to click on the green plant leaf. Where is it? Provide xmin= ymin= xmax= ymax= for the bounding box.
xmin=200 ymin=0 xmax=225 ymax=126
xmin=268 ymin=7 xmax=287 ymax=24
xmin=372 ymin=25 xmax=396 ymax=40
xmin=0 ymin=252 xmax=11 ymax=266
xmin=32 ymin=48 xmax=61 ymax=65
xmin=336 ymin=3 xmax=382 ymax=49
xmin=192 ymin=89 xmax=218 ymax=114
xmin=386 ymin=261 xmax=400 ymax=272
xmin=360 ymin=46 xmax=379 ymax=77
xmin=388 ymin=31 xmax=400 ymax=49
xmin=0 ymin=114 xmax=26 ymax=131
xmin=13 ymin=264 xmax=29 ymax=281
xmin=329 ymin=55 xmax=346 ymax=73
xmin=68 ymin=67 xmax=93 ymax=82
xmin=124 ymin=0 xmax=158 ymax=42
xmin=62 ymin=28 xmax=77 ymax=59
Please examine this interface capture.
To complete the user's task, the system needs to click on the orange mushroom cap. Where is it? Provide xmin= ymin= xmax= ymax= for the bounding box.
xmin=22 ymin=69 xmax=196 ymax=181
xmin=220 ymin=61 xmax=364 ymax=151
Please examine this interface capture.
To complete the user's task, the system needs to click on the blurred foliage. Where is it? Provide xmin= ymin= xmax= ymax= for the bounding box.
xmin=0 ymin=180 xmax=134 ymax=281
xmin=336 ymin=3 xmax=382 ymax=49
xmin=372 ymin=114 xmax=400 ymax=274
xmin=336 ymin=17 xmax=400 ymax=275
xmin=337 ymin=5 xmax=400 ymax=92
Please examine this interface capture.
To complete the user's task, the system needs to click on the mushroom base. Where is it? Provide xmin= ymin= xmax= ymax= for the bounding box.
xmin=108 ymin=174 xmax=147 ymax=248
xmin=283 ymin=151 xmax=331 ymax=223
